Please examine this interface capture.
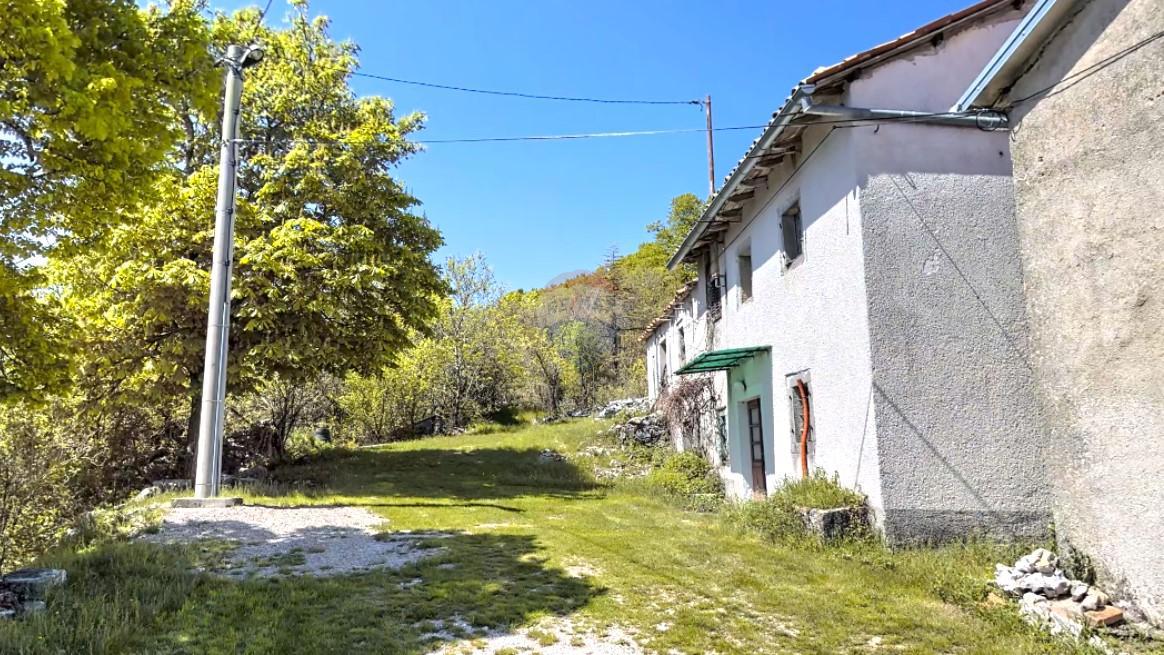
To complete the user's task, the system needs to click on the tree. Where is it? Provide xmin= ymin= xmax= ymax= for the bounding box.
xmin=52 ymin=4 xmax=446 ymax=465
xmin=646 ymin=193 xmax=704 ymax=261
xmin=0 ymin=0 xmax=216 ymax=401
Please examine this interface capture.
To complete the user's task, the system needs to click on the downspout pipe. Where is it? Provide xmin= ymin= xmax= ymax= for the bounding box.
xmin=800 ymin=103 xmax=1008 ymax=130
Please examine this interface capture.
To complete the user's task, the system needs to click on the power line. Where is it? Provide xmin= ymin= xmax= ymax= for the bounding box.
xmin=1006 ymin=29 xmax=1164 ymax=108
xmin=229 ymin=109 xmax=1003 ymax=148
xmin=258 ymin=0 xmax=275 ymax=22
xmin=351 ymin=71 xmax=704 ymax=106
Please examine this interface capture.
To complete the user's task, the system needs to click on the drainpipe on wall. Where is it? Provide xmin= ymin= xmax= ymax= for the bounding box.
xmin=799 ymin=102 xmax=1008 ymax=130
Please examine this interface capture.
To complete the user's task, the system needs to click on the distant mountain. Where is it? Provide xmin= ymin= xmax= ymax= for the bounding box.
xmin=545 ymin=269 xmax=591 ymax=288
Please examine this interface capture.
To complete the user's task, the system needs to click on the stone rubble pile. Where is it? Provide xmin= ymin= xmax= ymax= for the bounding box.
xmin=610 ymin=413 xmax=667 ymax=447
xmin=994 ymin=548 xmax=1124 ymax=638
xmin=595 ymin=397 xmax=651 ymax=419
xmin=0 ymin=568 xmax=66 ymax=620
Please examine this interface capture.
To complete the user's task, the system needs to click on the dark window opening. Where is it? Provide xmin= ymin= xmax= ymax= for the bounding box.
xmin=704 ymin=254 xmax=722 ymax=320
xmin=658 ymin=342 xmax=669 ymax=390
xmin=781 ymin=202 xmax=804 ymax=266
xmin=738 ymin=252 xmax=753 ymax=301
xmin=678 ymin=327 xmax=687 ymax=364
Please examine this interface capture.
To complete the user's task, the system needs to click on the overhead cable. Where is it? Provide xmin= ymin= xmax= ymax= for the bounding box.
xmin=351 ymin=71 xmax=704 ymax=106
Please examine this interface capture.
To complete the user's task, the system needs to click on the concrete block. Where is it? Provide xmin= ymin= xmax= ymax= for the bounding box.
xmin=171 ymin=497 xmax=244 ymax=509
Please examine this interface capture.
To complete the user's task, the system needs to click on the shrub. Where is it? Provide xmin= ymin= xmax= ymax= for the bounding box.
xmin=776 ymin=469 xmax=866 ymax=509
xmin=645 ymin=451 xmax=724 ymax=510
xmin=726 ymin=470 xmax=867 ymax=544
xmin=0 ymin=402 xmax=91 ymax=573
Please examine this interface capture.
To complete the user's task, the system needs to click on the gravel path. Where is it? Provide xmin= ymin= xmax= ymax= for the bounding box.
xmin=141 ymin=505 xmax=439 ymax=577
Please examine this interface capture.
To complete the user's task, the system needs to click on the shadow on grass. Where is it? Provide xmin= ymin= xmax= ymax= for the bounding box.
xmin=0 ymin=531 xmax=602 ymax=655
xmin=271 ymin=446 xmax=601 ymax=502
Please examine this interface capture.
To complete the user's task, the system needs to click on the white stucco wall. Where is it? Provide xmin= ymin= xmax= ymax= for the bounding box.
xmin=853 ymin=121 xmax=1050 ymax=544
xmin=847 ymin=8 xmax=1024 ymax=112
xmin=710 ymin=125 xmax=885 ymax=515
xmin=644 ymin=3 xmax=1047 ymax=543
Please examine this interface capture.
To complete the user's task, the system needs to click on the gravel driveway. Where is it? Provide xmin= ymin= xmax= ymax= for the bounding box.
xmin=141 ymin=504 xmax=439 ymax=577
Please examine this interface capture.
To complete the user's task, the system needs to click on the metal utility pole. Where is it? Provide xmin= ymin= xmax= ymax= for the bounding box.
xmin=704 ymin=94 xmax=715 ymax=197
xmin=189 ymin=44 xmax=263 ymax=504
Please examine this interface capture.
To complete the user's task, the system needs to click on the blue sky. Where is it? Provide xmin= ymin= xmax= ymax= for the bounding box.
xmin=246 ymin=0 xmax=976 ymax=290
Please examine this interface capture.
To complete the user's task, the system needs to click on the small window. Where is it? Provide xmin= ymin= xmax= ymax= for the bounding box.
xmin=788 ymin=374 xmax=814 ymax=458
xmin=658 ymin=342 xmax=669 ymax=389
xmin=738 ymin=252 xmax=753 ymax=302
xmin=678 ymin=327 xmax=687 ymax=364
xmin=781 ymin=202 xmax=804 ymax=266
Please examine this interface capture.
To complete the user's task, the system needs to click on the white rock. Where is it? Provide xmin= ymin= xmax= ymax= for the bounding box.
xmin=1018 ymin=571 xmax=1070 ymax=598
xmin=1081 ymin=591 xmax=1108 ymax=611
xmin=1014 ymin=549 xmax=1043 ymax=574
xmin=134 ymin=486 xmax=159 ymax=502
xmin=994 ymin=564 xmax=1024 ymax=595
xmin=1020 ymin=592 xmax=1050 ymax=620
xmin=1034 ymin=550 xmax=1058 ymax=574
xmin=1070 ymin=582 xmax=1090 ymax=601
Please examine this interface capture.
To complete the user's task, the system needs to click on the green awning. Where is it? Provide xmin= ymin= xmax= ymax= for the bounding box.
xmin=675 ymin=346 xmax=769 ymax=375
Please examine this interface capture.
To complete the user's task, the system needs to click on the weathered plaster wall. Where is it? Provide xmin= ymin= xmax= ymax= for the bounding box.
xmin=855 ymin=122 xmax=1050 ymax=545
xmin=712 ymin=126 xmax=885 ymax=517
xmin=1004 ymin=0 xmax=1164 ymax=623
xmin=848 ymin=7 xmax=1024 ymax=112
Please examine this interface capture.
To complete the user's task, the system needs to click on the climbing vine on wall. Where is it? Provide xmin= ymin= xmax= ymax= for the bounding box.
xmin=657 ymin=375 xmax=719 ymax=456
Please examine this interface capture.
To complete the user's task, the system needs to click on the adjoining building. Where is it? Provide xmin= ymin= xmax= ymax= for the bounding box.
xmin=644 ymin=0 xmax=1051 ymax=545
xmin=954 ymin=0 xmax=1164 ymax=625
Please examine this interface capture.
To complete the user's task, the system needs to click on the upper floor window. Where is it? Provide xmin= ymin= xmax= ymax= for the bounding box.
xmin=781 ymin=201 xmax=804 ymax=267
xmin=678 ymin=327 xmax=687 ymax=363
xmin=738 ymin=243 xmax=753 ymax=303
xmin=704 ymin=253 xmax=722 ymax=320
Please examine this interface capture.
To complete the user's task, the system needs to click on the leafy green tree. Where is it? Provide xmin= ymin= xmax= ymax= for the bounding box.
xmin=646 ymin=193 xmax=704 ymax=261
xmin=53 ymin=4 xmax=445 ymax=463
xmin=556 ymin=320 xmax=611 ymax=408
xmin=0 ymin=0 xmax=216 ymax=401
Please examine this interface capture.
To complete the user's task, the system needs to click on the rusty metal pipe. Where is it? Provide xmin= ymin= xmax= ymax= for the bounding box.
xmin=795 ymin=379 xmax=810 ymax=479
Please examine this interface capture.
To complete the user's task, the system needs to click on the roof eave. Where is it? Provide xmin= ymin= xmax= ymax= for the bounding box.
xmin=667 ymin=86 xmax=814 ymax=270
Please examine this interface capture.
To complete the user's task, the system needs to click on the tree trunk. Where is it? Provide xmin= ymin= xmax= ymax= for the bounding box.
xmin=185 ymin=374 xmax=202 ymax=478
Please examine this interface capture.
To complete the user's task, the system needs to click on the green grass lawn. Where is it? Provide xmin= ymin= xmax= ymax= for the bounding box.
xmin=0 ymin=419 xmax=1132 ymax=654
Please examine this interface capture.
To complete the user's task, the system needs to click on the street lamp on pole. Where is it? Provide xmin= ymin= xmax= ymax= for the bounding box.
xmin=180 ymin=44 xmax=263 ymax=508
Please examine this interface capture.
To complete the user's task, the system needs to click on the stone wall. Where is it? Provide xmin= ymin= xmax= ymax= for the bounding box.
xmin=1004 ymin=0 xmax=1164 ymax=625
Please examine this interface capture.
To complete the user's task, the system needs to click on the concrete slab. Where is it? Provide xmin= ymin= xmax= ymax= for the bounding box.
xmin=171 ymin=497 xmax=244 ymax=509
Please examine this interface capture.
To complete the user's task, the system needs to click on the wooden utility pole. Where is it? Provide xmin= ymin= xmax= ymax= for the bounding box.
xmin=704 ymin=94 xmax=715 ymax=197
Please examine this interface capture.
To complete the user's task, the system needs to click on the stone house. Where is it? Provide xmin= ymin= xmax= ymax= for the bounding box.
xmin=953 ymin=0 xmax=1164 ymax=624
xmin=644 ymin=0 xmax=1052 ymax=545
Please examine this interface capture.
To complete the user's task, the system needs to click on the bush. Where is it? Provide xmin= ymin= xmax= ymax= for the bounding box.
xmin=645 ymin=451 xmax=724 ymax=510
xmin=775 ymin=469 xmax=866 ymax=509
xmin=0 ymin=402 xmax=90 ymax=573
xmin=726 ymin=470 xmax=867 ymax=544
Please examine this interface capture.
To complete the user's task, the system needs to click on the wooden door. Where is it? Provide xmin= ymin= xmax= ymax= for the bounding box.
xmin=747 ymin=399 xmax=767 ymax=497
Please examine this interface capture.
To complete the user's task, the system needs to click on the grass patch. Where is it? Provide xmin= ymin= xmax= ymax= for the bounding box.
xmin=0 ymin=418 xmax=1129 ymax=654
xmin=643 ymin=450 xmax=725 ymax=511
xmin=725 ymin=469 xmax=869 ymax=545
xmin=777 ymin=469 xmax=866 ymax=509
